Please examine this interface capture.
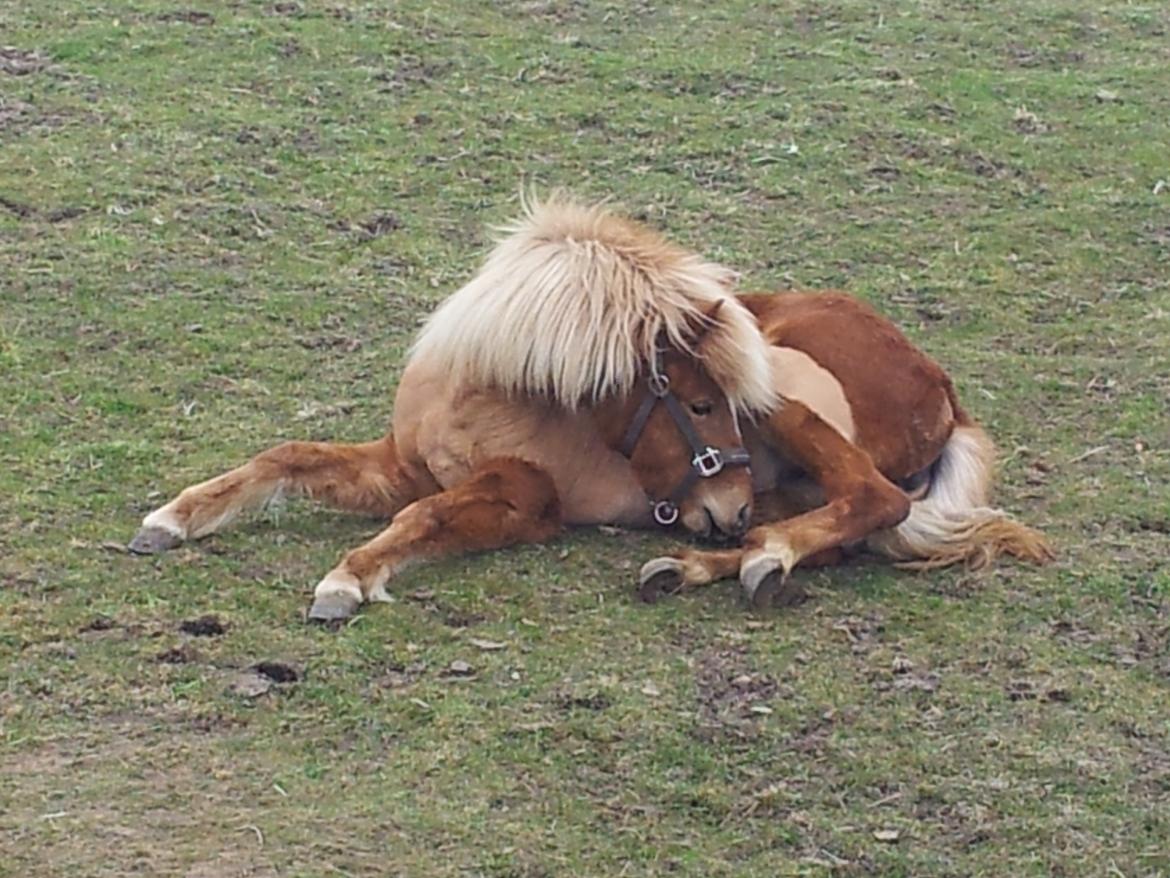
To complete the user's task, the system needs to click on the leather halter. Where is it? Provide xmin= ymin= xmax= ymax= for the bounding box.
xmin=618 ymin=354 xmax=752 ymax=527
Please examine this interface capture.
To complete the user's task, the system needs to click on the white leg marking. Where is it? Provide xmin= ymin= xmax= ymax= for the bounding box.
xmin=142 ymin=505 xmax=186 ymax=538
xmin=313 ymin=569 xmax=363 ymax=603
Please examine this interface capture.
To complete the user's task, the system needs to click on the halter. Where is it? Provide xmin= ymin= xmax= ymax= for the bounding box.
xmin=618 ymin=352 xmax=752 ymax=527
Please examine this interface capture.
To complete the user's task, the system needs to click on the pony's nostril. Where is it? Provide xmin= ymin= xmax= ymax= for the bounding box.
xmin=736 ymin=503 xmax=750 ymax=531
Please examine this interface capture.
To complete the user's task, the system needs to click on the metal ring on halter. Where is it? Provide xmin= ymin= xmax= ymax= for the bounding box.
xmin=647 ymin=372 xmax=670 ymax=397
xmin=652 ymin=500 xmax=680 ymax=526
xmin=692 ymin=446 xmax=724 ymax=478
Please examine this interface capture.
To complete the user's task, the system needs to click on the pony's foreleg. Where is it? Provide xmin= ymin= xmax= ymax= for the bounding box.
xmin=737 ymin=400 xmax=910 ymax=608
xmin=636 ymin=489 xmax=847 ymax=603
xmin=129 ymin=436 xmax=425 ymax=553
xmin=637 ymin=549 xmax=744 ymax=603
xmin=308 ymin=457 xmax=561 ymax=623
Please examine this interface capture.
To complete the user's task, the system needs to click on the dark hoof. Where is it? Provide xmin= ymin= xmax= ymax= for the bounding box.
xmin=638 ymin=558 xmax=685 ymax=604
xmin=128 ymin=526 xmax=182 ymax=555
xmin=307 ymin=592 xmax=360 ymax=627
xmin=747 ymin=569 xmax=806 ymax=611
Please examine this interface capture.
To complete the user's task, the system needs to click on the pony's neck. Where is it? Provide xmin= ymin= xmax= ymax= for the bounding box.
xmin=590 ymin=392 xmax=641 ymax=457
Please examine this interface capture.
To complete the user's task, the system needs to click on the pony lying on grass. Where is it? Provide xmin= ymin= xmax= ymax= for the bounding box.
xmin=129 ymin=195 xmax=1051 ymax=621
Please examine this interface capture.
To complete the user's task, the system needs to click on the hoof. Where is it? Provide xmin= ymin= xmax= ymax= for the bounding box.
xmin=638 ymin=557 xmax=686 ymax=604
xmin=740 ymin=554 xmax=804 ymax=610
xmin=128 ymin=526 xmax=182 ymax=555
xmin=307 ymin=591 xmax=360 ymax=626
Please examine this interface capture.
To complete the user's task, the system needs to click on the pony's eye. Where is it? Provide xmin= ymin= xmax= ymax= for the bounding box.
xmin=690 ymin=400 xmax=714 ymax=416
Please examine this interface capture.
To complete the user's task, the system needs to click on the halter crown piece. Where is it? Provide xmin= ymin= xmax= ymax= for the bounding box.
xmin=618 ymin=352 xmax=752 ymax=527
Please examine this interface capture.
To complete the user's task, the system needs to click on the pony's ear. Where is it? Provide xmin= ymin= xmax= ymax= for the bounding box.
xmin=685 ymin=299 xmax=724 ymax=344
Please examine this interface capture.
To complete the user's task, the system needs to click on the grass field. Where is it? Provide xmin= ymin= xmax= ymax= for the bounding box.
xmin=3 ymin=1 xmax=1169 ymax=875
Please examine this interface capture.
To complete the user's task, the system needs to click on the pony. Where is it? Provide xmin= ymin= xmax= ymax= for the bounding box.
xmin=128 ymin=195 xmax=1051 ymax=619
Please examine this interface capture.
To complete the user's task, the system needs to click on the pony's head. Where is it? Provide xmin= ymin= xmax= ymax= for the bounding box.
xmin=595 ymin=302 xmax=755 ymax=539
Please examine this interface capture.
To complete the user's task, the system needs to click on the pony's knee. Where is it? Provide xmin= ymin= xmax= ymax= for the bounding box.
xmin=475 ymin=457 xmax=561 ymax=527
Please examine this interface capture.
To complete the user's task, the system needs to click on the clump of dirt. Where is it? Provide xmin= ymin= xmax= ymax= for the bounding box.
xmin=227 ymin=662 xmax=300 ymax=698
xmin=358 ymin=211 xmax=401 ymax=239
xmin=252 ymin=661 xmax=299 ymax=683
xmin=156 ymin=644 xmax=201 ymax=664
xmin=179 ymin=615 xmax=227 ymax=637
xmin=438 ymin=606 xmax=487 ymax=628
xmin=557 ymin=692 xmax=612 ymax=712
xmin=80 ymin=615 xmax=117 ymax=633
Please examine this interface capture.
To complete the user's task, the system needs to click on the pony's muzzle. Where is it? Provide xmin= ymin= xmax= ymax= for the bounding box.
xmin=696 ymin=500 xmax=751 ymax=543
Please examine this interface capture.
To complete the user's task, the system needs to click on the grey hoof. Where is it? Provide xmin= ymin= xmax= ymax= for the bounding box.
xmin=740 ymin=555 xmax=804 ymax=610
xmin=638 ymin=557 xmax=685 ymax=604
xmin=128 ymin=526 xmax=182 ymax=555
xmin=307 ymin=592 xmax=360 ymax=626
xmin=747 ymin=569 xmax=806 ymax=610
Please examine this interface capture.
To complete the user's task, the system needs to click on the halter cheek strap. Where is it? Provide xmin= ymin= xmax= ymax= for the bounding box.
xmin=618 ymin=359 xmax=752 ymax=527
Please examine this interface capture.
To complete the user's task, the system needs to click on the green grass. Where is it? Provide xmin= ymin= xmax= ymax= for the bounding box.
xmin=3 ymin=1 xmax=1169 ymax=875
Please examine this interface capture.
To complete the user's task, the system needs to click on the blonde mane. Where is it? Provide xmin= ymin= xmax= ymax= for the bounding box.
xmin=409 ymin=194 xmax=777 ymax=414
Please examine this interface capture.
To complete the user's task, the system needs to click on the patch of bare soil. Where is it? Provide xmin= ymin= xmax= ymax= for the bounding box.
xmin=179 ymin=614 xmax=228 ymax=636
xmin=0 ymin=95 xmax=31 ymax=129
xmin=557 ymin=692 xmax=612 ymax=712
xmin=0 ymin=47 xmax=49 ymax=75
xmin=372 ymin=56 xmax=452 ymax=91
xmin=156 ymin=10 xmax=216 ymax=25
xmin=693 ymin=644 xmax=781 ymax=740
xmin=157 ymin=643 xmax=202 ymax=664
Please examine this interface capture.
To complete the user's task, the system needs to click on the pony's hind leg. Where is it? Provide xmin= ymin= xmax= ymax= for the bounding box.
xmin=129 ymin=436 xmax=426 ymax=553
xmin=308 ymin=457 xmax=561 ymax=623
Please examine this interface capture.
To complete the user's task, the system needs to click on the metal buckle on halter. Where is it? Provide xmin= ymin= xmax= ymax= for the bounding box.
xmin=647 ymin=372 xmax=670 ymax=398
xmin=692 ymin=446 xmax=724 ymax=478
xmin=652 ymin=500 xmax=680 ymax=526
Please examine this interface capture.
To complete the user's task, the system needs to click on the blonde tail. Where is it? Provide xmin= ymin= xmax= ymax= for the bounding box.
xmin=867 ymin=424 xmax=1053 ymax=569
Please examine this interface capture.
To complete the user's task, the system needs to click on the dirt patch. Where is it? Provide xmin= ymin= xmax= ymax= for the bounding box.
xmin=0 ymin=194 xmax=92 ymax=222
xmin=268 ymin=2 xmax=303 ymax=16
xmin=227 ymin=662 xmax=300 ymax=697
xmin=430 ymin=603 xmax=487 ymax=628
xmin=557 ymin=692 xmax=612 ymax=712
xmin=252 ymin=660 xmax=299 ymax=683
xmin=80 ymin=615 xmax=117 ymax=633
xmin=830 ymin=613 xmax=884 ymax=654
xmin=179 ymin=615 xmax=227 ymax=637
xmin=693 ymin=645 xmax=780 ymax=740
xmin=1 ymin=47 xmax=49 ymax=75
xmin=0 ymin=96 xmax=31 ymax=129
xmin=356 ymin=210 xmax=401 ymax=240
xmin=375 ymin=661 xmax=427 ymax=689
xmin=157 ymin=10 xmax=216 ymax=25
xmin=1005 ymin=679 xmax=1072 ymax=702
xmin=372 ymin=56 xmax=452 ymax=90
xmin=0 ymin=194 xmax=34 ymax=219
xmin=157 ymin=643 xmax=202 ymax=664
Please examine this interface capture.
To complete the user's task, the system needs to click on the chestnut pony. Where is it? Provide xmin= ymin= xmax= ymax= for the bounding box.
xmin=129 ymin=196 xmax=1050 ymax=618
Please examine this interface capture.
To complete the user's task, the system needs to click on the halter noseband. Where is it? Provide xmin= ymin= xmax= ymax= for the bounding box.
xmin=618 ymin=353 xmax=752 ymax=527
